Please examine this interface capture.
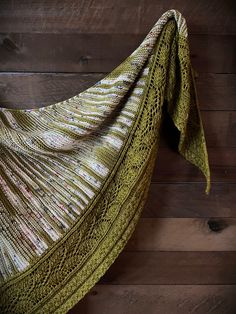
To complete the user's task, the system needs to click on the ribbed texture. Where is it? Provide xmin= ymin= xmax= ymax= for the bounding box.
xmin=0 ymin=9 xmax=211 ymax=313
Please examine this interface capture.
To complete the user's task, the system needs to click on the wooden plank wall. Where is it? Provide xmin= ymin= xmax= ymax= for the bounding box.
xmin=0 ymin=1 xmax=235 ymax=313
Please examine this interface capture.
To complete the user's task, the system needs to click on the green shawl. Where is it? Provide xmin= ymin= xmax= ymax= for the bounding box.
xmin=0 ymin=9 xmax=211 ymax=313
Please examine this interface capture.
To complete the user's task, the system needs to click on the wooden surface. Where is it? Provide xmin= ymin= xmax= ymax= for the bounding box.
xmin=0 ymin=1 xmax=235 ymax=313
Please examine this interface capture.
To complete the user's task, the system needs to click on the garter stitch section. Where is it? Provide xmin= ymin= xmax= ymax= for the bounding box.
xmin=0 ymin=9 xmax=211 ymax=313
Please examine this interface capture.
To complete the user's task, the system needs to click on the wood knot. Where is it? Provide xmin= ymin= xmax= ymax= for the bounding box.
xmin=79 ymin=55 xmax=91 ymax=64
xmin=1 ymin=36 xmax=20 ymax=52
xmin=90 ymin=290 xmax=98 ymax=296
xmin=207 ymin=219 xmax=227 ymax=232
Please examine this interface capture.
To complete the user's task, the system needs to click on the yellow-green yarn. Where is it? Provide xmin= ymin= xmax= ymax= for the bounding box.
xmin=0 ymin=9 xmax=211 ymax=313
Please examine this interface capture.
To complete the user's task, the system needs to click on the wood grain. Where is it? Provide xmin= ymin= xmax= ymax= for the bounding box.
xmin=69 ymin=285 xmax=236 ymax=314
xmin=0 ymin=0 xmax=235 ymax=34
xmin=125 ymin=218 xmax=236 ymax=251
xmin=142 ymin=183 xmax=236 ymax=218
xmin=0 ymin=33 xmax=235 ymax=73
xmin=0 ymin=73 xmax=235 ymax=110
xmin=0 ymin=73 xmax=105 ymax=108
xmin=99 ymin=252 xmax=236 ymax=284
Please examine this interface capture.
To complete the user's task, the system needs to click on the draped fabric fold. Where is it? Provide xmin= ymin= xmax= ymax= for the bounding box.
xmin=0 ymin=9 xmax=211 ymax=313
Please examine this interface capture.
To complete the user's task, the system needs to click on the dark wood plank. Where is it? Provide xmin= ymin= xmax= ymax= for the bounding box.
xmin=0 ymin=34 xmax=235 ymax=73
xmin=125 ymin=218 xmax=236 ymax=251
xmin=99 ymin=252 xmax=236 ymax=284
xmin=0 ymin=73 xmax=105 ymax=107
xmin=0 ymin=0 xmax=235 ymax=34
xmin=0 ymin=73 xmax=235 ymax=110
xmin=189 ymin=34 xmax=236 ymax=73
xmin=69 ymin=285 xmax=236 ymax=314
xmin=151 ymin=147 xmax=236 ymax=183
xmin=195 ymin=73 xmax=236 ymax=110
xmin=142 ymin=183 xmax=236 ymax=218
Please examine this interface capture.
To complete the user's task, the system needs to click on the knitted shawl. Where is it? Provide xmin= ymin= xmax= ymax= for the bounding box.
xmin=0 ymin=9 xmax=211 ymax=313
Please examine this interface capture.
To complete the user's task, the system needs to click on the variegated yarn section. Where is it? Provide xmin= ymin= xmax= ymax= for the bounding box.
xmin=0 ymin=67 xmax=150 ymax=280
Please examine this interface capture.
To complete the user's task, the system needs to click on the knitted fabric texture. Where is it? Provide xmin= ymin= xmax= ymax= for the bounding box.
xmin=0 ymin=9 xmax=211 ymax=313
